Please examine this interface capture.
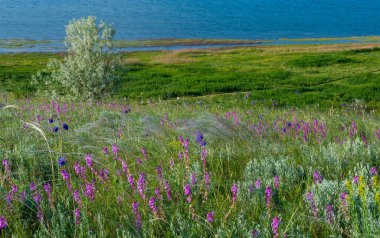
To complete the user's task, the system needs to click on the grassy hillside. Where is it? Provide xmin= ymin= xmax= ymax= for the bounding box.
xmin=1 ymin=43 xmax=380 ymax=108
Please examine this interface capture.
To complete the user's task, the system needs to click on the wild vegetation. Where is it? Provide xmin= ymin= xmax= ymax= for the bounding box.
xmin=1 ymin=94 xmax=380 ymax=237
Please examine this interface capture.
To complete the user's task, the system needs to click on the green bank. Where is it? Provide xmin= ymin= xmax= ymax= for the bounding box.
xmin=1 ymin=43 xmax=380 ymax=108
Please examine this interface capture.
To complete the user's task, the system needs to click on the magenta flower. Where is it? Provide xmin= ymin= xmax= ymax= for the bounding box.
xmin=30 ymin=182 xmax=37 ymax=191
xmin=207 ymin=211 xmax=214 ymax=223
xmin=272 ymin=216 xmax=280 ymax=238
xmin=155 ymin=187 xmax=162 ymax=200
xmin=112 ymin=143 xmax=119 ymax=156
xmin=73 ymin=189 xmax=82 ymax=206
xmin=0 ymin=216 xmax=7 ymax=230
xmin=184 ymin=184 xmax=192 ymax=203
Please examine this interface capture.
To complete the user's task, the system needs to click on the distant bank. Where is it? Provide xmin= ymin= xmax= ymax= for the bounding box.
xmin=1 ymin=36 xmax=380 ymax=53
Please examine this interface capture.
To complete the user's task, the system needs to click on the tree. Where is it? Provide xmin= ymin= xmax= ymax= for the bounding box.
xmin=33 ymin=16 xmax=120 ymax=100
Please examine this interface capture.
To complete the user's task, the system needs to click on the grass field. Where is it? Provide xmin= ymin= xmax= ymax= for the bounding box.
xmin=1 ymin=43 xmax=380 ymax=108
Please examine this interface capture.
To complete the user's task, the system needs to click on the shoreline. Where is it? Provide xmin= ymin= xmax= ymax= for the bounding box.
xmin=0 ymin=36 xmax=380 ymax=53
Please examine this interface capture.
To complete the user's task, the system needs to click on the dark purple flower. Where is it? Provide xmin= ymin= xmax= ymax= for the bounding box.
xmin=49 ymin=118 xmax=54 ymax=124
xmin=103 ymin=147 xmax=109 ymax=155
xmin=204 ymin=172 xmax=211 ymax=188
xmin=340 ymin=192 xmax=348 ymax=206
xmin=53 ymin=126 xmax=59 ymax=133
xmin=0 ymin=216 xmax=8 ymax=230
xmin=251 ymin=229 xmax=260 ymax=237
xmin=62 ymin=123 xmax=68 ymax=130
xmin=58 ymin=157 xmax=67 ymax=167
xmin=207 ymin=211 xmax=214 ymax=223
xmin=195 ymin=131 xmax=204 ymax=142
xmin=112 ymin=143 xmax=119 ymax=156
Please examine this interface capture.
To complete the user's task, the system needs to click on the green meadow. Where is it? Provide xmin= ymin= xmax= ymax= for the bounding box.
xmin=1 ymin=43 xmax=380 ymax=108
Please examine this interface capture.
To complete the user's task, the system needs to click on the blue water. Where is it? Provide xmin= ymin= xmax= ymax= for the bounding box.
xmin=0 ymin=0 xmax=379 ymax=40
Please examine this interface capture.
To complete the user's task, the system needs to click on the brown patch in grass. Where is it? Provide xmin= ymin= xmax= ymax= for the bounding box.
xmin=122 ymin=58 xmax=142 ymax=65
xmin=153 ymin=49 xmax=202 ymax=64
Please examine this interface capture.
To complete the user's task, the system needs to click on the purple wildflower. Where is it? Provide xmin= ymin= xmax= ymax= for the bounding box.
xmin=306 ymin=191 xmax=318 ymax=219
xmin=103 ymin=147 xmax=109 ymax=155
xmin=156 ymin=165 xmax=163 ymax=180
xmin=196 ymin=131 xmax=203 ymax=142
xmin=191 ymin=173 xmax=197 ymax=186
xmin=149 ymin=197 xmax=158 ymax=215
xmin=53 ymin=126 xmax=59 ymax=132
xmin=137 ymin=173 xmax=146 ymax=199
xmin=370 ymin=167 xmax=378 ymax=176
xmin=132 ymin=201 xmax=142 ymax=229
xmin=62 ymin=123 xmax=68 ymax=130
xmin=73 ymin=189 xmax=82 ymax=206
xmin=112 ymin=143 xmax=119 ymax=156
xmin=184 ymin=184 xmax=192 ymax=203
xmin=251 ymin=229 xmax=260 ymax=237
xmin=0 ymin=216 xmax=8 ymax=230
xmin=231 ymin=184 xmax=238 ymax=203
xmin=58 ymin=157 xmax=67 ymax=167
xmin=30 ymin=182 xmax=37 ymax=191
xmin=204 ymin=172 xmax=211 ymax=189
xmin=74 ymin=208 xmax=81 ymax=224
xmin=49 ymin=118 xmax=54 ymax=123
xmin=313 ymin=170 xmax=323 ymax=184
xmin=155 ymin=187 xmax=162 ymax=200
xmin=255 ymin=179 xmax=261 ymax=189
xmin=353 ymin=176 xmax=359 ymax=184
xmin=164 ymin=180 xmax=172 ymax=201
xmin=85 ymin=183 xmax=95 ymax=201
xmin=326 ymin=204 xmax=335 ymax=224
xmin=33 ymin=193 xmax=42 ymax=205
xmin=272 ymin=216 xmax=280 ymax=238
xmin=60 ymin=169 xmax=70 ymax=181
xmin=265 ymin=187 xmax=272 ymax=213
xmin=340 ymin=192 xmax=348 ymax=206
xmin=274 ymin=175 xmax=280 ymax=190
xmin=85 ymin=154 xmax=93 ymax=167
xmin=207 ymin=211 xmax=214 ymax=223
